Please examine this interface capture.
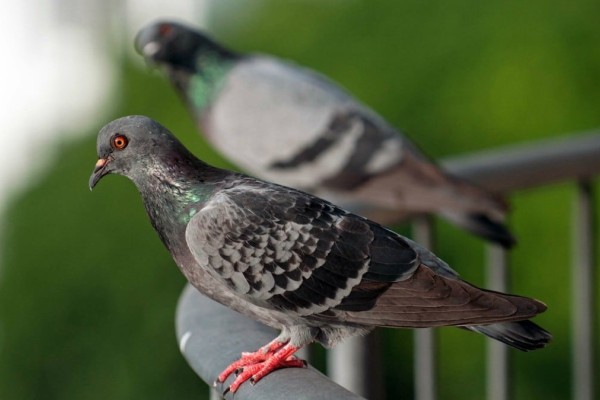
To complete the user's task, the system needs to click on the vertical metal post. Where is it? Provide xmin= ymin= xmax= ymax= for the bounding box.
xmin=210 ymin=388 xmax=222 ymax=400
xmin=486 ymin=245 xmax=510 ymax=400
xmin=413 ymin=217 xmax=436 ymax=400
xmin=295 ymin=344 xmax=311 ymax=364
xmin=328 ymin=331 xmax=383 ymax=399
xmin=572 ymin=180 xmax=596 ymax=400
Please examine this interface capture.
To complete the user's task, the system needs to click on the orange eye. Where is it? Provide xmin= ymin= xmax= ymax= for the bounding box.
xmin=159 ymin=24 xmax=173 ymax=36
xmin=112 ymin=134 xmax=128 ymax=150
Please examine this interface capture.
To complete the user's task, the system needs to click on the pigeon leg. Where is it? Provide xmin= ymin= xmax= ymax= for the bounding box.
xmin=215 ymin=337 xmax=289 ymax=385
xmin=228 ymin=343 xmax=305 ymax=393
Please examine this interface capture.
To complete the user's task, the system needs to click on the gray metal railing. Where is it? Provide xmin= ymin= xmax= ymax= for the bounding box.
xmin=176 ymin=131 xmax=600 ymax=400
xmin=485 ymin=245 xmax=510 ymax=400
xmin=571 ymin=181 xmax=596 ymax=400
xmin=412 ymin=217 xmax=437 ymax=400
xmin=176 ymin=284 xmax=364 ymax=400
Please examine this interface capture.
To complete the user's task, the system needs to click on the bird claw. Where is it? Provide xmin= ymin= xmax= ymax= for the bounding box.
xmin=217 ymin=341 xmax=305 ymax=393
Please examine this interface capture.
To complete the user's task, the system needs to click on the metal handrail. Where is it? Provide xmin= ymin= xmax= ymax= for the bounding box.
xmin=175 ymin=131 xmax=600 ymax=400
xmin=176 ymin=284 xmax=365 ymax=400
xmin=571 ymin=180 xmax=596 ymax=400
xmin=442 ymin=131 xmax=600 ymax=192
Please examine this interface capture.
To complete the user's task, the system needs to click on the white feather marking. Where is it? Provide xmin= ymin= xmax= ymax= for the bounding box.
xmin=259 ymin=273 xmax=275 ymax=297
xmin=287 ymin=229 xmax=300 ymax=243
xmin=229 ymin=250 xmax=241 ymax=264
xmin=285 ymin=277 xmax=303 ymax=291
xmin=294 ymin=261 xmax=369 ymax=316
xmin=220 ymin=261 xmax=233 ymax=279
xmin=364 ymin=138 xmax=404 ymax=173
xmin=231 ymin=272 xmax=251 ymax=294
xmin=221 ymin=247 xmax=234 ymax=256
xmin=236 ymin=262 xmax=249 ymax=273
xmin=277 ymin=251 xmax=292 ymax=262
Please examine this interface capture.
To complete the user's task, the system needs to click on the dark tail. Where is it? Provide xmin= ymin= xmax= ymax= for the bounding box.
xmin=443 ymin=212 xmax=516 ymax=248
xmin=464 ymin=320 xmax=552 ymax=351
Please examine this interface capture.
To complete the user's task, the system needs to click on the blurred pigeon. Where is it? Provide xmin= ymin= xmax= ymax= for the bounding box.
xmin=90 ymin=116 xmax=549 ymax=393
xmin=135 ymin=21 xmax=516 ymax=248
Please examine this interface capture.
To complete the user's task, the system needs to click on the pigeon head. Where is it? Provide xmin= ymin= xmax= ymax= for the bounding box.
xmin=135 ymin=21 xmax=236 ymax=74
xmin=89 ymin=115 xmax=192 ymax=190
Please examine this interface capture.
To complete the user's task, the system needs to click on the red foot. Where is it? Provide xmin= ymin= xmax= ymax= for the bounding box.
xmin=216 ymin=341 xmax=305 ymax=393
xmin=215 ymin=338 xmax=287 ymax=384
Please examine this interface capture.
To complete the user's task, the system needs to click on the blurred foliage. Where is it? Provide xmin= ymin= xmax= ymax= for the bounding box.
xmin=1 ymin=1 xmax=600 ymax=399
xmin=0 ymin=64 xmax=208 ymax=400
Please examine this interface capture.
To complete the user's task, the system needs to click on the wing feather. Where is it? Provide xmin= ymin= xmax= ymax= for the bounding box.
xmin=184 ymin=178 xmax=545 ymax=329
xmin=184 ymin=178 xmax=419 ymax=316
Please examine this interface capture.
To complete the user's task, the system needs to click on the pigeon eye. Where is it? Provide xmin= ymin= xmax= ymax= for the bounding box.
xmin=158 ymin=24 xmax=173 ymax=36
xmin=112 ymin=134 xmax=128 ymax=150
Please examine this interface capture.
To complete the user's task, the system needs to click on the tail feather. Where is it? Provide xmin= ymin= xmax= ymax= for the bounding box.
xmin=442 ymin=212 xmax=516 ymax=248
xmin=464 ymin=320 xmax=552 ymax=351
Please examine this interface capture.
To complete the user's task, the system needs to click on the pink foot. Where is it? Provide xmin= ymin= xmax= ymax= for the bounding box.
xmin=215 ymin=338 xmax=288 ymax=384
xmin=216 ymin=341 xmax=306 ymax=393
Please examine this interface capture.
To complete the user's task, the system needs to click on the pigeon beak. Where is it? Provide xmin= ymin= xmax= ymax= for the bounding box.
xmin=134 ymin=26 xmax=161 ymax=60
xmin=89 ymin=158 xmax=110 ymax=190
xmin=141 ymin=41 xmax=161 ymax=58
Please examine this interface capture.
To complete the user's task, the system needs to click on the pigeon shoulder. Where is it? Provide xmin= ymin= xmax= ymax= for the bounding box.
xmin=232 ymin=55 xmax=353 ymax=103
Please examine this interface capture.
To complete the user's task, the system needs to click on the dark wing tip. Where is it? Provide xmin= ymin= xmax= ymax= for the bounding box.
xmin=460 ymin=213 xmax=517 ymax=248
xmin=466 ymin=320 xmax=552 ymax=351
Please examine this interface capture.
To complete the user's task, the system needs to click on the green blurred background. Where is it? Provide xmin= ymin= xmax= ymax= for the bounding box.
xmin=1 ymin=1 xmax=599 ymax=399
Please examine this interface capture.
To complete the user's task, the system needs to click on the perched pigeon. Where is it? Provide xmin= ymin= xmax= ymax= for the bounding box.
xmin=135 ymin=21 xmax=516 ymax=248
xmin=90 ymin=116 xmax=549 ymax=393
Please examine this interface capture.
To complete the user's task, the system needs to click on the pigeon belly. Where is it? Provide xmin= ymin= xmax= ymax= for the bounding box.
xmin=171 ymin=241 xmax=297 ymax=329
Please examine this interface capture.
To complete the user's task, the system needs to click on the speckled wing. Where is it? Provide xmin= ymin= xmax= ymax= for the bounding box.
xmin=184 ymin=179 xmax=420 ymax=317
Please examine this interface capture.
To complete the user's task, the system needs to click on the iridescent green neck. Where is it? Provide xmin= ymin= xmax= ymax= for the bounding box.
xmin=132 ymin=156 xmax=228 ymax=252
xmin=171 ymin=181 xmax=212 ymax=225
xmin=140 ymin=175 xmax=210 ymax=253
xmin=187 ymin=53 xmax=234 ymax=111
